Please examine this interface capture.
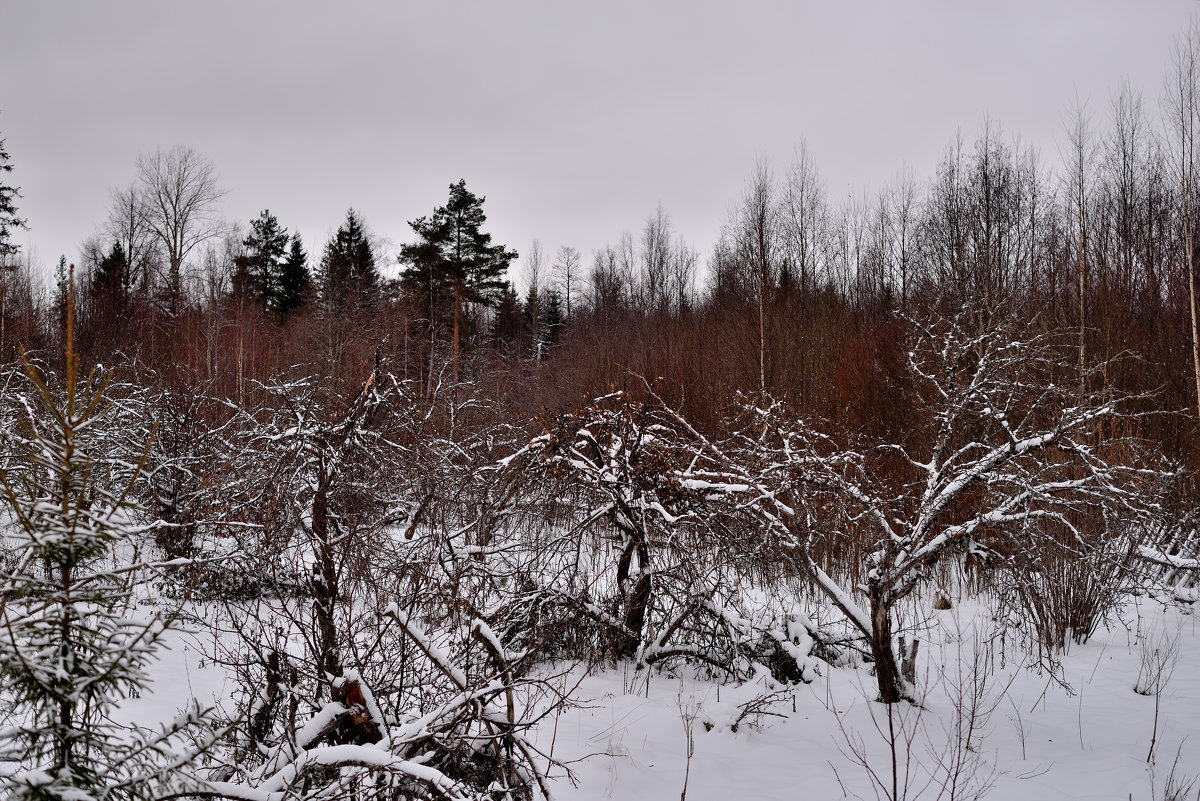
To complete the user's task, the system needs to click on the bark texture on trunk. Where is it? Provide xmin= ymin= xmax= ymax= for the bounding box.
xmin=869 ymin=586 xmax=905 ymax=704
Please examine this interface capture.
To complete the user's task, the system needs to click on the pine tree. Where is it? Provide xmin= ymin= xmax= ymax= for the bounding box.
xmin=398 ymin=180 xmax=517 ymax=381
xmin=0 ymin=277 xmax=215 ymax=800
xmin=320 ymin=209 xmax=378 ymax=313
xmin=275 ymin=233 xmax=310 ymax=320
xmin=0 ymin=133 xmax=26 ymax=263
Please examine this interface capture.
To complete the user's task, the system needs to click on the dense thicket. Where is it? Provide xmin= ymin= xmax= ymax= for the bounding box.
xmin=6 ymin=55 xmax=1200 ymax=795
xmin=3 ymin=103 xmax=1196 ymax=462
xmin=2 ymin=75 xmax=1197 ymax=467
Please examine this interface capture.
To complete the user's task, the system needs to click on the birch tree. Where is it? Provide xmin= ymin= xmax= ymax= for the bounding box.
xmin=1166 ymin=22 xmax=1200 ymax=423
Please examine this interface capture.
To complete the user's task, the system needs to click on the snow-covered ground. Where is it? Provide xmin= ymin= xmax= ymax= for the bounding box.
xmin=534 ymin=598 xmax=1200 ymax=801
xmin=126 ymin=596 xmax=1200 ymax=800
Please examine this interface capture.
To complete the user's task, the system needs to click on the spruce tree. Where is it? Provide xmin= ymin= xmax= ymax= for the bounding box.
xmin=0 ymin=133 xmax=26 ymax=262
xmin=1 ymin=132 xmax=27 ymax=358
xmin=91 ymin=243 xmax=131 ymax=306
xmin=0 ymin=277 xmax=214 ymax=800
xmin=86 ymin=244 xmax=132 ymax=349
xmin=320 ymin=209 xmax=378 ymax=313
xmin=398 ymin=180 xmax=517 ymax=380
xmin=240 ymin=209 xmax=289 ymax=309
xmin=523 ymin=280 xmax=543 ymax=360
xmin=274 ymin=233 xmax=310 ymax=320
xmin=490 ymin=281 xmax=524 ymax=352
xmin=52 ymin=256 xmax=69 ymax=342
xmin=539 ymin=288 xmax=564 ymax=357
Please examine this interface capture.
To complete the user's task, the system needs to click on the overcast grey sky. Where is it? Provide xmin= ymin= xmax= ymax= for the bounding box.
xmin=2 ymin=1 xmax=1197 ymax=287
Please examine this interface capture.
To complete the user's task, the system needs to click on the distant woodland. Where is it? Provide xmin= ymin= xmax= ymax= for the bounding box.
xmin=2 ymin=73 xmax=1200 ymax=470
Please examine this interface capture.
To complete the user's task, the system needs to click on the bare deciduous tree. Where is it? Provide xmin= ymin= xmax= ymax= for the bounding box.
xmin=782 ymin=140 xmax=829 ymax=300
xmin=667 ymin=234 xmax=698 ymax=314
xmin=641 ymin=204 xmax=672 ymax=314
xmin=883 ymin=169 xmax=920 ymax=309
xmin=1065 ymin=98 xmax=1096 ymax=393
xmin=104 ymin=183 xmax=159 ymax=295
xmin=553 ymin=244 xmax=580 ymax=320
xmin=1166 ymin=22 xmax=1200 ymax=422
xmin=525 ymin=237 xmax=545 ymax=300
xmin=588 ymin=243 xmax=626 ymax=316
xmin=135 ymin=145 xmax=226 ymax=315
xmin=738 ymin=160 xmax=779 ymax=393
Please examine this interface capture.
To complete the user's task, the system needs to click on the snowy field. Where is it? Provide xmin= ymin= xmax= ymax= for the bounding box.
xmin=541 ymin=598 xmax=1200 ymax=801
xmin=128 ymin=594 xmax=1200 ymax=801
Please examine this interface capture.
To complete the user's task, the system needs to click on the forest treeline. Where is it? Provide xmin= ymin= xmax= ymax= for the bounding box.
xmin=1 ymin=50 xmax=1200 ymax=470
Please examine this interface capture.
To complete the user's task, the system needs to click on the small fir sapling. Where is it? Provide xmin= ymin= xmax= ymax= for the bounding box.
xmin=0 ymin=269 xmax=217 ymax=801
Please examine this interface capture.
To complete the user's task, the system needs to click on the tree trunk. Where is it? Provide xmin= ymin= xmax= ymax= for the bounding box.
xmin=310 ymin=471 xmax=343 ymax=687
xmin=615 ymin=534 xmax=651 ymax=659
xmin=757 ymin=249 xmax=767 ymax=395
xmin=869 ymin=586 xmax=905 ymax=704
xmin=452 ymin=277 xmax=462 ymax=385
xmin=1190 ymin=243 xmax=1200 ymax=423
xmin=1187 ymin=166 xmax=1200 ymax=423
xmin=1078 ymin=186 xmax=1087 ymax=395
xmin=236 ymin=309 xmax=245 ymax=406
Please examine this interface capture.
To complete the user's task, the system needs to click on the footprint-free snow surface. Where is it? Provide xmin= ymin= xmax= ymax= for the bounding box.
xmin=129 ymin=597 xmax=1200 ymax=800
